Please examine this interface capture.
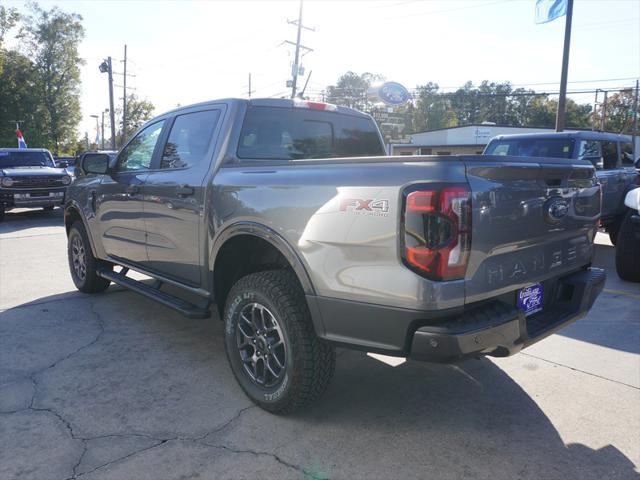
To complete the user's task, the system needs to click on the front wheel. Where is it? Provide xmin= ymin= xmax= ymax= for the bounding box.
xmin=223 ymin=270 xmax=336 ymax=413
xmin=67 ymin=221 xmax=112 ymax=293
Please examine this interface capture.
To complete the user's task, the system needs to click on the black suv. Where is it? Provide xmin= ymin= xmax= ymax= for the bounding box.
xmin=484 ymin=131 xmax=639 ymax=244
xmin=0 ymin=148 xmax=72 ymax=221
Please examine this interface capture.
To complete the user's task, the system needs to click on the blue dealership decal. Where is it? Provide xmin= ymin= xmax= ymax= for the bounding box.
xmin=377 ymin=82 xmax=411 ymax=106
xmin=517 ymin=283 xmax=544 ymax=316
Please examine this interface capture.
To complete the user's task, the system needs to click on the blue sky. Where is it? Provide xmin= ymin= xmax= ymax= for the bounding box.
xmin=5 ymin=0 xmax=640 ymax=136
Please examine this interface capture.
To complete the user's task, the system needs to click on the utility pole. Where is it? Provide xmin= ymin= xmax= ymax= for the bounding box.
xmin=600 ymin=90 xmax=608 ymax=131
xmin=99 ymin=57 xmax=117 ymax=150
xmin=286 ymin=0 xmax=314 ymax=99
xmin=290 ymin=0 xmax=303 ymax=99
xmin=122 ymin=45 xmax=128 ymax=145
xmin=632 ymin=80 xmax=639 ymax=162
xmin=555 ymin=0 xmax=574 ymax=132
xmin=592 ymin=89 xmax=599 ymax=131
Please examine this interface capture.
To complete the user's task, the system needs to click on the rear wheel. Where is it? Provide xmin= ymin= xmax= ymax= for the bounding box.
xmin=43 ymin=205 xmax=55 ymax=212
xmin=615 ymin=212 xmax=640 ymax=282
xmin=67 ymin=221 xmax=112 ymax=293
xmin=0 ymin=204 xmax=4 ymax=222
xmin=223 ymin=270 xmax=336 ymax=413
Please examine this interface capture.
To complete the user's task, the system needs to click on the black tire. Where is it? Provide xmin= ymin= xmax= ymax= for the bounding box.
xmin=0 ymin=204 xmax=4 ymax=222
xmin=43 ymin=205 xmax=55 ymax=211
xmin=67 ymin=221 xmax=112 ymax=293
xmin=607 ymin=218 xmax=622 ymax=246
xmin=223 ymin=270 xmax=336 ymax=413
xmin=615 ymin=212 xmax=640 ymax=282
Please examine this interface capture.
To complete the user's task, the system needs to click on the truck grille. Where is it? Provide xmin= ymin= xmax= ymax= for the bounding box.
xmin=8 ymin=176 xmax=66 ymax=188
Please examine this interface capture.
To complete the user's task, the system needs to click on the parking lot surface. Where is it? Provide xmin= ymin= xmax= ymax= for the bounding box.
xmin=1 ymin=208 xmax=639 ymax=480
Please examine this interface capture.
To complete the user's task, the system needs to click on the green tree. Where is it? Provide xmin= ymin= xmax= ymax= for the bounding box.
xmin=325 ymin=71 xmax=383 ymax=111
xmin=0 ymin=5 xmax=19 ymax=74
xmin=19 ymin=3 xmax=84 ymax=155
xmin=412 ymin=82 xmax=456 ymax=132
xmin=114 ymin=94 xmax=155 ymax=147
xmin=596 ymin=89 xmax=638 ymax=133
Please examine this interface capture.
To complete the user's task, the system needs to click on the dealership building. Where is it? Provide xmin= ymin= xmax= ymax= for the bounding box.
xmin=390 ymin=124 xmax=579 ymax=156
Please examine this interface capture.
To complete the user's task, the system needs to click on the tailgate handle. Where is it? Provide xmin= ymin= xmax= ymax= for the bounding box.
xmin=176 ymin=184 xmax=195 ymax=197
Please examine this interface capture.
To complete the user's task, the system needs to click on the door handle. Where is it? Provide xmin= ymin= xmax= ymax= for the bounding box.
xmin=125 ymin=185 xmax=139 ymax=195
xmin=176 ymin=184 xmax=195 ymax=197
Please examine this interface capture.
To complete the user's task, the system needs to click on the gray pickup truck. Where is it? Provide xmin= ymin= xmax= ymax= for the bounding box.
xmin=64 ymin=98 xmax=605 ymax=413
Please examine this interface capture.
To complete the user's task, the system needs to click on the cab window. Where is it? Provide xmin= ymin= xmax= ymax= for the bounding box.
xmin=160 ymin=110 xmax=221 ymax=169
xmin=117 ymin=121 xmax=165 ymax=172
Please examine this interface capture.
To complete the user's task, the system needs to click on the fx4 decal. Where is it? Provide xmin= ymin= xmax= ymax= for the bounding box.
xmin=340 ymin=198 xmax=390 ymax=216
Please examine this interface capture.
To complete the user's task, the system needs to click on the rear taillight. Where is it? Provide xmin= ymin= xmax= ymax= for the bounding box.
xmin=402 ymin=185 xmax=472 ymax=281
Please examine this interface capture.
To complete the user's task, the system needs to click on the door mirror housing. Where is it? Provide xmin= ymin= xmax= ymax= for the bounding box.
xmin=81 ymin=153 xmax=111 ymax=175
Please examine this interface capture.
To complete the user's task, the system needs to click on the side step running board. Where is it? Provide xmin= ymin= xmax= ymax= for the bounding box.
xmin=97 ymin=268 xmax=210 ymax=319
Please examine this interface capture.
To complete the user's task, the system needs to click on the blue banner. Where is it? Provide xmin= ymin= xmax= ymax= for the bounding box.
xmin=535 ymin=0 xmax=567 ymax=24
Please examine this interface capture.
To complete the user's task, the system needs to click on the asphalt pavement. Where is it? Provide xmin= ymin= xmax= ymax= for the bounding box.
xmin=1 ymin=208 xmax=638 ymax=480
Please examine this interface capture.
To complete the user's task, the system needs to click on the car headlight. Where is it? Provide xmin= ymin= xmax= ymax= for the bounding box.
xmin=61 ymin=175 xmax=72 ymax=185
xmin=1 ymin=177 xmax=13 ymax=187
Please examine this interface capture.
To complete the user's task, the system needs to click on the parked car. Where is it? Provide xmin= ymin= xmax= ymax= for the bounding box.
xmin=53 ymin=156 xmax=76 ymax=168
xmin=615 ymin=187 xmax=640 ymax=282
xmin=0 ymin=148 xmax=72 ymax=221
xmin=483 ymin=131 xmax=639 ymax=244
xmin=64 ymin=98 xmax=605 ymax=413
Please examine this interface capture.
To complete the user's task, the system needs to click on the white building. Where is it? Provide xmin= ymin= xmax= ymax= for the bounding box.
xmin=390 ymin=124 xmax=579 ymax=156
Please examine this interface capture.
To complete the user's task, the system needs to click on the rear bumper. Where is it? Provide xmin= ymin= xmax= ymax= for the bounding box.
xmin=310 ymin=267 xmax=605 ymax=363
xmin=409 ymin=267 xmax=605 ymax=362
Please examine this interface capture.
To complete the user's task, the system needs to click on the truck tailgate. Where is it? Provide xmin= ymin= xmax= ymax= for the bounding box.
xmin=463 ymin=155 xmax=600 ymax=304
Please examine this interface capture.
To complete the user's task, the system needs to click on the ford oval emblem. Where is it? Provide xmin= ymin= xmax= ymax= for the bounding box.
xmin=545 ymin=198 xmax=569 ymax=223
xmin=377 ymin=82 xmax=411 ymax=106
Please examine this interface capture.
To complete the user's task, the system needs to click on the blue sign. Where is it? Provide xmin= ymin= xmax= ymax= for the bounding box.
xmin=377 ymin=82 xmax=411 ymax=106
xmin=517 ymin=283 xmax=544 ymax=316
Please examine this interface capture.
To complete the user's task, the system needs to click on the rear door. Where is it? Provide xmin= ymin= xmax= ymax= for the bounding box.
xmin=142 ymin=107 xmax=223 ymax=286
xmin=96 ymin=120 xmax=165 ymax=266
xmin=463 ymin=155 xmax=600 ymax=304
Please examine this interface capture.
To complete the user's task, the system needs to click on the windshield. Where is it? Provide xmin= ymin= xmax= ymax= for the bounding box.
xmin=238 ymin=107 xmax=385 ymax=160
xmin=0 ymin=151 xmax=55 ymax=168
xmin=484 ymin=138 xmax=575 ymax=159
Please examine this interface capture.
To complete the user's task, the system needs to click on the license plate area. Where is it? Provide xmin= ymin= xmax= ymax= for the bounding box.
xmin=517 ymin=283 xmax=544 ymax=317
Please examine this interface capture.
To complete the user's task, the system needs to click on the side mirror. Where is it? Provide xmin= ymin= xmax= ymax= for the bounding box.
xmin=57 ymin=161 xmax=69 ymax=168
xmin=81 ymin=153 xmax=110 ymax=175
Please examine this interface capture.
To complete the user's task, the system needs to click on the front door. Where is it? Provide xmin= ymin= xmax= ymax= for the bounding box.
xmin=96 ymin=120 xmax=165 ymax=266
xmin=142 ymin=108 xmax=223 ymax=286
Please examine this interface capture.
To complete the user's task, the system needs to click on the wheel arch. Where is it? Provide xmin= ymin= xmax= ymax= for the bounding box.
xmin=210 ymin=222 xmax=320 ymax=323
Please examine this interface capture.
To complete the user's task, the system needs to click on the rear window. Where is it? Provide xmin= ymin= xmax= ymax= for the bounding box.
xmin=237 ymin=107 xmax=384 ymax=160
xmin=0 ymin=151 xmax=55 ymax=168
xmin=485 ymin=138 xmax=575 ymax=159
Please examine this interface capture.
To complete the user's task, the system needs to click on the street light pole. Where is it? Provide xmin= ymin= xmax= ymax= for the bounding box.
xmin=101 ymin=110 xmax=107 ymax=150
xmin=90 ymin=115 xmax=99 ymax=147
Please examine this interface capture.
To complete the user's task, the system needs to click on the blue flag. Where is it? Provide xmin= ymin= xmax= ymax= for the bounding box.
xmin=535 ymin=0 xmax=567 ymax=24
